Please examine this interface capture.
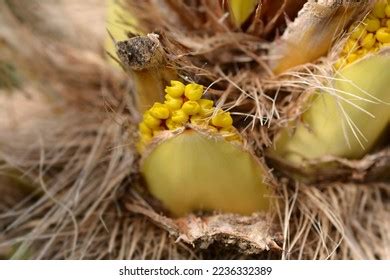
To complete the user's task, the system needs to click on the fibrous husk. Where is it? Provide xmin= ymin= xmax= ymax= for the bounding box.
xmin=267 ymin=49 xmax=390 ymax=181
xmin=269 ymin=0 xmax=371 ymax=73
xmin=3 ymin=0 xmax=105 ymax=51
xmin=126 ymin=191 xmax=282 ymax=255
xmin=0 ymin=0 xmax=388 ymax=260
xmin=268 ymin=149 xmax=390 ymax=184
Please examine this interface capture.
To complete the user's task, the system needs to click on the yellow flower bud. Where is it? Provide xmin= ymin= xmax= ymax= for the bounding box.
xmin=346 ymin=53 xmax=359 ymax=64
xmin=137 ymin=133 xmax=153 ymax=152
xmin=364 ymin=17 xmax=381 ymax=32
xmin=386 ymin=5 xmax=390 ymax=18
xmin=164 ymin=94 xmax=183 ymax=110
xmin=184 ymin=83 xmax=203 ymax=101
xmin=373 ymin=1 xmax=386 ymax=18
xmin=361 ymin=33 xmax=376 ymax=49
xmin=182 ymin=100 xmax=201 ymax=115
xmin=342 ymin=39 xmax=358 ymax=54
xmin=166 ymin=118 xmax=181 ymax=130
xmin=165 ymin=80 xmax=185 ymax=98
xmin=376 ymin=27 xmax=390 ymax=43
xmin=198 ymin=99 xmax=215 ymax=116
xmin=211 ymin=111 xmax=233 ymax=128
xmin=140 ymin=132 xmax=153 ymax=143
xmin=198 ymin=99 xmax=214 ymax=109
xmin=356 ymin=49 xmax=368 ymax=58
xmin=349 ymin=24 xmax=367 ymax=40
xmin=149 ymin=102 xmax=170 ymax=119
xmin=139 ymin=122 xmax=152 ymax=135
xmin=199 ymin=107 xmax=214 ymax=117
xmin=190 ymin=115 xmax=207 ymax=126
xmin=143 ymin=112 xmax=161 ymax=129
xmin=171 ymin=109 xmax=189 ymax=125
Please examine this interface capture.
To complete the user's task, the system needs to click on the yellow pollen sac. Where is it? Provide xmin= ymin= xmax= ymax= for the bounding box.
xmin=361 ymin=33 xmax=376 ymax=49
xmin=143 ymin=112 xmax=161 ymax=129
xmin=211 ymin=111 xmax=233 ymax=128
xmin=373 ymin=2 xmax=387 ymax=19
xmin=349 ymin=24 xmax=367 ymax=40
xmin=139 ymin=122 xmax=152 ymax=135
xmin=184 ymin=83 xmax=204 ymax=101
xmin=182 ymin=100 xmax=201 ymax=115
xmin=164 ymin=94 xmax=183 ymax=110
xmin=171 ymin=109 xmax=189 ymax=125
xmin=376 ymin=27 xmax=390 ymax=43
xmin=365 ymin=17 xmax=381 ymax=32
xmin=149 ymin=102 xmax=170 ymax=119
xmin=165 ymin=80 xmax=185 ymax=98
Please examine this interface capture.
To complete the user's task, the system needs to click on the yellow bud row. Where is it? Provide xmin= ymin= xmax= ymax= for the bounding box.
xmin=336 ymin=1 xmax=390 ymax=70
xmin=137 ymin=80 xmax=240 ymax=152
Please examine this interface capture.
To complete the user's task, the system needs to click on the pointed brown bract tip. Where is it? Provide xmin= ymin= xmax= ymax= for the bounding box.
xmin=115 ymin=33 xmax=165 ymax=71
xmin=114 ymin=33 xmax=177 ymax=110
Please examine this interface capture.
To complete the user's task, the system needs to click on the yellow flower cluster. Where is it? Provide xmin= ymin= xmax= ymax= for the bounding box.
xmin=335 ymin=0 xmax=390 ymax=69
xmin=137 ymin=80 xmax=240 ymax=151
